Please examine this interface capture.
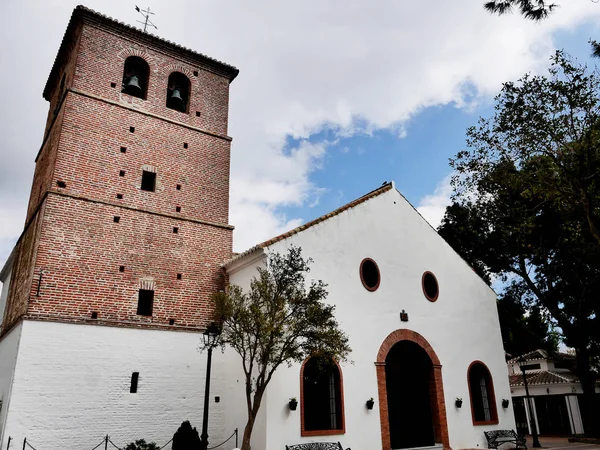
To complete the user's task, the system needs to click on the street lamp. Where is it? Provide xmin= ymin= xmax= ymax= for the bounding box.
xmin=200 ymin=322 xmax=221 ymax=450
xmin=517 ymin=356 xmax=541 ymax=448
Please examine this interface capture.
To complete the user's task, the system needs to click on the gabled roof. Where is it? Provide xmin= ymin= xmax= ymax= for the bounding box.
xmin=507 ymin=349 xmax=574 ymax=364
xmin=509 ymin=371 xmax=580 ymax=387
xmin=44 ymin=5 xmax=239 ymax=100
xmin=223 ymin=182 xmax=394 ymax=268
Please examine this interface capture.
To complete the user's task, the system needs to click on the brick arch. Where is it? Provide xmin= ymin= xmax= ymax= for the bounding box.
xmin=116 ymin=47 xmax=153 ymax=63
xmin=375 ymin=329 xmax=450 ymax=450
xmin=162 ymin=63 xmax=195 ymax=80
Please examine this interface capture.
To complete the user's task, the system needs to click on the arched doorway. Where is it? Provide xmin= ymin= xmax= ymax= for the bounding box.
xmin=376 ymin=329 xmax=449 ymax=450
xmin=386 ymin=341 xmax=435 ymax=448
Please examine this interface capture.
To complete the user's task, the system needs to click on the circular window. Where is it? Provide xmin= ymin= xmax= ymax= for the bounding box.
xmin=360 ymin=258 xmax=380 ymax=291
xmin=422 ymin=271 xmax=439 ymax=302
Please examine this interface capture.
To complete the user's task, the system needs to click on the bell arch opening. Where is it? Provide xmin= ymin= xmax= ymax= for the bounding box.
xmin=376 ymin=329 xmax=449 ymax=450
xmin=122 ymin=56 xmax=149 ymax=99
xmin=166 ymin=72 xmax=191 ymax=113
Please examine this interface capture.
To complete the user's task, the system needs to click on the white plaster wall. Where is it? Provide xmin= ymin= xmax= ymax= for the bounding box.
xmin=0 ymin=322 xmax=22 ymax=446
xmin=1 ymin=320 xmax=239 ymax=450
xmin=227 ymin=187 xmax=515 ymax=450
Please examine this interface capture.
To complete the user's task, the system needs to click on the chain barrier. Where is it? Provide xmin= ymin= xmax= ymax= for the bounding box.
xmin=208 ymin=428 xmax=238 ymax=449
xmin=7 ymin=429 xmax=238 ymax=450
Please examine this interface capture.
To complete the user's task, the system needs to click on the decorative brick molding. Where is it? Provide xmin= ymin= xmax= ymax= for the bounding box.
xmin=467 ymin=360 xmax=499 ymax=426
xmin=299 ymin=357 xmax=346 ymax=437
xmin=375 ymin=329 xmax=450 ymax=450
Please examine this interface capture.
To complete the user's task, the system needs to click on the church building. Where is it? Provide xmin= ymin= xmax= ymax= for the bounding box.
xmin=0 ymin=6 xmax=515 ymax=450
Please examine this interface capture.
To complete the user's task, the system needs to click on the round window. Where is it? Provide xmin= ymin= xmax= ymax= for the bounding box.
xmin=360 ymin=258 xmax=380 ymax=291
xmin=422 ymin=271 xmax=439 ymax=302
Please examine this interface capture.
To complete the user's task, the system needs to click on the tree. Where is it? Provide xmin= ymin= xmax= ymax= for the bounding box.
xmin=124 ymin=440 xmax=159 ymax=450
xmin=439 ymin=51 xmax=600 ymax=436
xmin=484 ymin=0 xmax=600 ymax=56
xmin=205 ymin=246 xmax=351 ymax=450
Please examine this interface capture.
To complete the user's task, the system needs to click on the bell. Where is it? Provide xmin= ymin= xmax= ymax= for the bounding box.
xmin=169 ymin=88 xmax=184 ymax=105
xmin=125 ymin=75 xmax=142 ymax=94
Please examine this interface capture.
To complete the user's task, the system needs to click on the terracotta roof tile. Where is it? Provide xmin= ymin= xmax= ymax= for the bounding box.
xmin=507 ymin=349 xmax=574 ymax=364
xmin=223 ymin=182 xmax=394 ymax=268
xmin=509 ymin=371 xmax=580 ymax=386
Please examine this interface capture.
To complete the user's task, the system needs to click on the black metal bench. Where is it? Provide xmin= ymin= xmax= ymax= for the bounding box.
xmin=484 ymin=430 xmax=527 ymax=449
xmin=286 ymin=442 xmax=350 ymax=450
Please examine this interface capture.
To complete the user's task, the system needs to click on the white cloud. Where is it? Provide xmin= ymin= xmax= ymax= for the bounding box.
xmin=1 ymin=0 xmax=600 ymax=263
xmin=417 ymin=174 xmax=454 ymax=229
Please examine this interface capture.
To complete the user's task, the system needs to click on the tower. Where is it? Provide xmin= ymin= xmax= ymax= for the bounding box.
xmin=0 ymin=7 xmax=238 ymax=448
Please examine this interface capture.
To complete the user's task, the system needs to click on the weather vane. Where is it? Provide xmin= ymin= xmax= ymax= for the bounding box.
xmin=135 ymin=5 xmax=158 ymax=33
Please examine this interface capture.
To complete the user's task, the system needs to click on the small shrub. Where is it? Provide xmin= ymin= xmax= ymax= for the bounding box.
xmin=125 ymin=439 xmax=160 ymax=450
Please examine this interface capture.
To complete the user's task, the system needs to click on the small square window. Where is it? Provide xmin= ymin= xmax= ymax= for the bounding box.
xmin=111 ymin=82 xmax=117 ymax=88
xmin=183 ymin=143 xmax=188 ymax=149
xmin=137 ymin=289 xmax=154 ymax=316
xmin=141 ymin=171 xmax=156 ymax=192
xmin=114 ymin=216 xmax=121 ymax=223
xmin=173 ymin=227 xmax=179 ymax=234
xmin=196 ymin=111 xmax=201 ymax=117
xmin=176 ymin=184 xmax=181 ymax=191
xmin=120 ymin=147 xmax=127 ymax=153
xmin=119 ymin=265 xmax=125 ymax=272
xmin=176 ymin=206 xmax=181 ymax=213
xmin=169 ymin=318 xmax=175 ymax=325
xmin=119 ymin=170 xmax=125 ymax=177
xmin=130 ymin=372 xmax=139 ymax=393
xmin=56 ymin=180 xmax=67 ymax=188
xmin=116 ymin=193 xmax=123 ymax=199
xmin=193 ymin=70 xmax=199 ymax=77
xmin=91 ymin=311 xmax=98 ymax=319
xmin=177 ymin=273 xmax=182 ymax=280
xmin=130 ymin=126 xmax=135 ymax=133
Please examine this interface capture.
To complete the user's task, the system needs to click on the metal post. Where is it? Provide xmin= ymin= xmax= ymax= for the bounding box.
xmin=22 ymin=438 xmax=25 ymax=450
xmin=7 ymin=436 xmax=11 ymax=450
xmin=105 ymin=435 xmax=108 ymax=450
xmin=520 ymin=363 xmax=541 ymax=447
xmin=235 ymin=428 xmax=238 ymax=448
xmin=199 ymin=346 xmax=213 ymax=450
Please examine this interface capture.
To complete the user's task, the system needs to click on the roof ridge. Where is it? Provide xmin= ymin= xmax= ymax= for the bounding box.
xmin=223 ymin=182 xmax=394 ymax=267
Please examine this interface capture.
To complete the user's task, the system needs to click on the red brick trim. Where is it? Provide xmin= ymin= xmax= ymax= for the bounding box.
xmin=422 ymin=271 xmax=439 ymax=302
xmin=467 ymin=360 xmax=499 ymax=426
xmin=299 ymin=357 xmax=346 ymax=437
xmin=376 ymin=329 xmax=450 ymax=450
xmin=360 ymin=258 xmax=380 ymax=292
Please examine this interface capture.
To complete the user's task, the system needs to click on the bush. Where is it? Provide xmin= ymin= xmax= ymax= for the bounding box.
xmin=124 ymin=439 xmax=160 ymax=450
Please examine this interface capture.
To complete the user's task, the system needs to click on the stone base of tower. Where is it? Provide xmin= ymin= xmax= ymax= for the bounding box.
xmin=0 ymin=320 xmax=237 ymax=450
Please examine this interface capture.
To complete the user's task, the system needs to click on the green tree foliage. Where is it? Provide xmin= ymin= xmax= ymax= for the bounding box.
xmin=124 ymin=439 xmax=159 ymax=450
xmin=439 ymin=51 xmax=600 ymax=436
xmin=206 ymin=246 xmax=351 ymax=450
xmin=484 ymin=0 xmax=600 ymax=56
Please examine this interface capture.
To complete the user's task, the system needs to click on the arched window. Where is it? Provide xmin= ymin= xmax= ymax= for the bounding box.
xmin=122 ymin=56 xmax=149 ymax=99
xmin=166 ymin=72 xmax=191 ymax=113
xmin=301 ymin=357 xmax=345 ymax=436
xmin=468 ymin=361 xmax=498 ymax=425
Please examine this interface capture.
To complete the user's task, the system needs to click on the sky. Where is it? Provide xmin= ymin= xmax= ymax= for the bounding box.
xmin=1 ymin=0 xmax=600 ymax=268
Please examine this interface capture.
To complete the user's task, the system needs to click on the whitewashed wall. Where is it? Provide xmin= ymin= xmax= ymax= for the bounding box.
xmin=0 ymin=322 xmax=22 ymax=446
xmin=0 ymin=264 xmax=12 ymax=326
xmin=1 ymin=320 xmax=239 ymax=450
xmin=226 ymin=186 xmax=515 ymax=450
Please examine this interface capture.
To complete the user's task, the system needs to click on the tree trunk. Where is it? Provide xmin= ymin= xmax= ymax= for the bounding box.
xmin=241 ymin=389 xmax=265 ymax=450
xmin=575 ymin=348 xmax=599 ymax=437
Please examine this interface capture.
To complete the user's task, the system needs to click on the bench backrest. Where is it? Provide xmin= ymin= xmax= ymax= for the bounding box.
xmin=286 ymin=442 xmax=343 ymax=450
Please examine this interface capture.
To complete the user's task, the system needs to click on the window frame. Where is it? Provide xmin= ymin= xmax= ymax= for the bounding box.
xmin=422 ymin=271 xmax=439 ymax=302
xmin=137 ymin=289 xmax=154 ymax=316
xmin=360 ymin=257 xmax=380 ymax=292
xmin=141 ymin=170 xmax=157 ymax=192
xmin=467 ymin=360 xmax=499 ymax=426
xmin=166 ymin=71 xmax=191 ymax=114
xmin=300 ymin=356 xmax=346 ymax=437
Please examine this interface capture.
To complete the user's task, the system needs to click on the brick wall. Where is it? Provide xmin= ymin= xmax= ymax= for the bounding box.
xmin=72 ymin=24 xmax=231 ymax=136
xmin=3 ymin=12 xmax=235 ymax=334
xmin=28 ymin=192 xmax=232 ymax=328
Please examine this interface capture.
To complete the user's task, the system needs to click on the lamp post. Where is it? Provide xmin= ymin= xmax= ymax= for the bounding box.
xmin=518 ymin=356 xmax=541 ymax=448
xmin=200 ymin=322 xmax=221 ymax=450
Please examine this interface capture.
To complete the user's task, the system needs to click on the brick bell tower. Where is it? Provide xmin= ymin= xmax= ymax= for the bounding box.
xmin=0 ymin=6 xmax=238 ymax=448
xmin=2 ymin=6 xmax=237 ymax=335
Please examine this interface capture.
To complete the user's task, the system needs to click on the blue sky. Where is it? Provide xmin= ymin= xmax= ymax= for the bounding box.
xmin=1 ymin=1 xmax=600 ymax=263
